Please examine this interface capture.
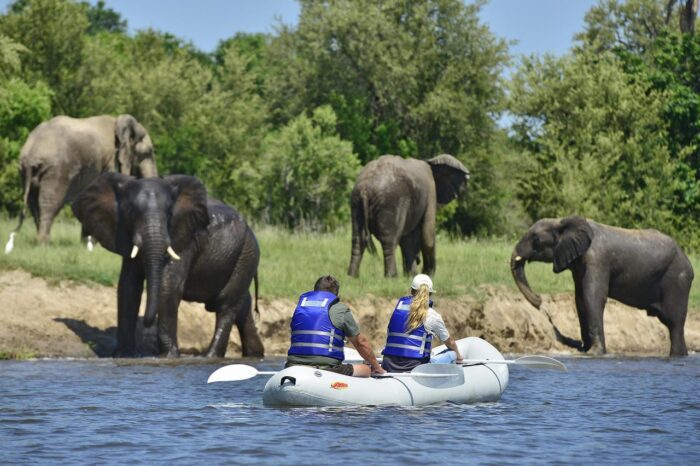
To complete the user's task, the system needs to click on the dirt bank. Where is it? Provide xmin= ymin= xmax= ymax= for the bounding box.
xmin=1 ymin=270 xmax=698 ymax=358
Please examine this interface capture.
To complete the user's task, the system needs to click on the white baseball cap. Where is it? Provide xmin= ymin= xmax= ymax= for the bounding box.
xmin=411 ymin=274 xmax=435 ymax=293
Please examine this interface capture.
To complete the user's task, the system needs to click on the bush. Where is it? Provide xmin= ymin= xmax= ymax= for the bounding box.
xmin=258 ymin=106 xmax=360 ymax=231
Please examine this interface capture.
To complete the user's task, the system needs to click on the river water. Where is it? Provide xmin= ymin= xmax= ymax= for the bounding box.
xmin=2 ymin=356 xmax=699 ymax=465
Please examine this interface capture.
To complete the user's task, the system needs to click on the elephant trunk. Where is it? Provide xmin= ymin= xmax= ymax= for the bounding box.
xmin=141 ymin=225 xmax=167 ymax=328
xmin=510 ymin=252 xmax=542 ymax=309
xmin=138 ymin=157 xmax=158 ymax=178
xmin=136 ymin=135 xmax=158 ymax=178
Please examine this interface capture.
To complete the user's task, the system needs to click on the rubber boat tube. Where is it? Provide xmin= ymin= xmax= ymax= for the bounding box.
xmin=262 ymin=337 xmax=509 ymax=407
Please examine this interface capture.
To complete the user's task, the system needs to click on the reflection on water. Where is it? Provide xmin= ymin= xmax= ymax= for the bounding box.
xmin=1 ymin=356 xmax=699 ymax=464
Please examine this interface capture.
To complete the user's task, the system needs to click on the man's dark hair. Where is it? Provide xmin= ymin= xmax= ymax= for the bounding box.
xmin=314 ymin=275 xmax=340 ymax=295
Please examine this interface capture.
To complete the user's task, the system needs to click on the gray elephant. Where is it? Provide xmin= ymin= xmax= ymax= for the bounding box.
xmin=72 ymin=173 xmax=264 ymax=358
xmin=15 ymin=114 xmax=157 ymax=244
xmin=511 ymin=216 xmax=693 ymax=356
xmin=348 ymin=154 xmax=469 ymax=278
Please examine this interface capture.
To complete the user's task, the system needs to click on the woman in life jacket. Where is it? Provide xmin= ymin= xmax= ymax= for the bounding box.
xmin=381 ymin=274 xmax=464 ymax=373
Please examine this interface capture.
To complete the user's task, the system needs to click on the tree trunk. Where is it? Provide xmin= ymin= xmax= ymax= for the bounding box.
xmin=680 ymin=0 xmax=698 ymax=34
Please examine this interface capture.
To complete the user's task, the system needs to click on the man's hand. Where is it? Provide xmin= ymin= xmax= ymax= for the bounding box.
xmin=349 ymin=333 xmax=384 ymax=373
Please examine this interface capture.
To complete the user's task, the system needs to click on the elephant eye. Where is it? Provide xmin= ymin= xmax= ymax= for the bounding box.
xmin=532 ymin=235 xmax=541 ymax=249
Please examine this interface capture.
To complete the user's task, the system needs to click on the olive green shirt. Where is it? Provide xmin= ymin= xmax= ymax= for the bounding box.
xmin=286 ymin=301 xmax=360 ymax=366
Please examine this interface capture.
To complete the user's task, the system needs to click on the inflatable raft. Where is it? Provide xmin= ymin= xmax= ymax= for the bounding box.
xmin=262 ymin=337 xmax=509 ymax=407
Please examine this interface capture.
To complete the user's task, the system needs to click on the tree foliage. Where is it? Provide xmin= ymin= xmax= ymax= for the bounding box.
xmin=509 ymin=51 xmax=692 ymax=244
xmin=0 ymin=78 xmax=52 ymax=214
xmin=257 ymin=106 xmax=360 ymax=231
xmin=3 ymin=0 xmax=700 ymax=248
xmin=0 ymin=0 xmax=88 ymax=114
xmin=267 ymin=0 xmax=508 ymax=162
xmin=81 ymin=0 xmax=127 ymax=35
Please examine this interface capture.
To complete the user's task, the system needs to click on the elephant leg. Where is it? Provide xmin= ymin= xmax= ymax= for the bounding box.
xmin=574 ymin=288 xmax=591 ymax=351
xmin=37 ymin=171 xmax=71 ymax=244
xmin=27 ymin=186 xmax=40 ymax=230
xmin=420 ymin=208 xmax=436 ymax=275
xmin=575 ymin=273 xmax=608 ymax=355
xmin=658 ymin=277 xmax=689 ymax=357
xmin=380 ymin=239 xmax=399 ymax=278
xmin=206 ymin=245 xmax=260 ymax=357
xmin=347 ymin=226 xmax=365 ymax=278
xmin=234 ymin=292 xmax=264 ymax=357
xmin=115 ymin=259 xmax=144 ymax=357
xmin=399 ymin=229 xmax=421 ymax=276
xmin=205 ymin=306 xmax=236 ymax=358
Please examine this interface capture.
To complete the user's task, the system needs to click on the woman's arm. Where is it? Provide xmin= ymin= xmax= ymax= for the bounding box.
xmin=443 ymin=336 xmax=463 ymax=363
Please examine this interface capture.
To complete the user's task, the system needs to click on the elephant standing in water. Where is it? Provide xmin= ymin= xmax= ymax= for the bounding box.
xmin=348 ymin=154 xmax=469 ymax=278
xmin=72 ymin=173 xmax=264 ymax=358
xmin=15 ymin=114 xmax=157 ymax=244
xmin=511 ymin=216 xmax=693 ymax=356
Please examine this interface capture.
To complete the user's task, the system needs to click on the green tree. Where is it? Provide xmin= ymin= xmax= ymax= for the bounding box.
xmin=0 ymin=78 xmax=52 ymax=214
xmin=509 ymin=52 xmax=688 ymax=243
xmin=0 ymin=0 xmax=88 ymax=114
xmin=573 ymin=0 xmax=700 ymax=246
xmin=213 ymin=32 xmax=270 ymax=95
xmin=265 ymin=0 xmax=510 ymax=236
xmin=258 ymin=106 xmax=360 ymax=231
xmin=81 ymin=0 xmax=127 ymax=35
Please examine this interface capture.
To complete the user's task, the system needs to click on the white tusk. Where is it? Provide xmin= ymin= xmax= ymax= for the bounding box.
xmin=515 ymin=255 xmax=522 ymax=261
xmin=87 ymin=235 xmax=94 ymax=252
xmin=167 ymin=246 xmax=181 ymax=261
xmin=130 ymin=245 xmax=139 ymax=258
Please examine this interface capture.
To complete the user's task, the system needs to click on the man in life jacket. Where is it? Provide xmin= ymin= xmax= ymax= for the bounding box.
xmin=381 ymin=274 xmax=463 ymax=373
xmin=286 ymin=275 xmax=384 ymax=377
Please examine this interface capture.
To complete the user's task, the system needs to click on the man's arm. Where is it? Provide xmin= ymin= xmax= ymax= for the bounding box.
xmin=348 ymin=334 xmax=384 ymax=373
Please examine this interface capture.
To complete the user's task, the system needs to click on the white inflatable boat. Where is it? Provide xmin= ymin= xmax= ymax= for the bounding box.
xmin=262 ymin=337 xmax=509 ymax=407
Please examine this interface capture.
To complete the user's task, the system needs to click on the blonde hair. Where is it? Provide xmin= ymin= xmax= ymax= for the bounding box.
xmin=406 ymin=284 xmax=430 ymax=332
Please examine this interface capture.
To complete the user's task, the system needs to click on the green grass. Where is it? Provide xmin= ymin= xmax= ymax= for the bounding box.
xmin=2 ymin=216 xmax=699 ymax=311
xmin=0 ymin=348 xmax=37 ymax=360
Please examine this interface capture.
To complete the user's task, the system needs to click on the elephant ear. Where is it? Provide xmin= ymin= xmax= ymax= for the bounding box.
xmin=115 ymin=114 xmax=148 ymax=176
xmin=72 ymin=172 xmax=133 ymax=255
xmin=427 ymin=154 xmax=470 ymax=206
xmin=115 ymin=114 xmax=136 ymax=175
xmin=553 ymin=216 xmax=593 ymax=273
xmin=165 ymin=175 xmax=210 ymax=253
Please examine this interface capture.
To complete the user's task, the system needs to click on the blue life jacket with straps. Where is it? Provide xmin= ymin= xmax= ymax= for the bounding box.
xmin=382 ymin=296 xmax=433 ymax=359
xmin=287 ymin=290 xmax=346 ymax=361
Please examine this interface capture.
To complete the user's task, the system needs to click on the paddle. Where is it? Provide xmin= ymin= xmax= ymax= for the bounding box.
xmin=344 ymin=348 xmax=567 ymax=372
xmin=461 ymin=355 xmax=567 ymax=372
xmin=207 ymin=363 xmax=465 ymax=388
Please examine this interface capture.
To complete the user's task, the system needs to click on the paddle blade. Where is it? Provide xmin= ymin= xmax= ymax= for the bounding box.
xmin=410 ymin=363 xmax=465 ymax=388
xmin=207 ymin=364 xmax=260 ymax=383
xmin=515 ymin=356 xmax=568 ymax=372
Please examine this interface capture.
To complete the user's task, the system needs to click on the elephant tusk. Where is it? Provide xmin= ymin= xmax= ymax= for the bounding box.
xmin=514 ymin=255 xmax=523 ymax=262
xmin=167 ymin=246 xmax=181 ymax=261
xmin=130 ymin=245 xmax=139 ymax=258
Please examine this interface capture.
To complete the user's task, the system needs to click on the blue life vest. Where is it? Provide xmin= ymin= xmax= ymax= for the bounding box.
xmin=382 ymin=296 xmax=433 ymax=359
xmin=288 ymin=290 xmax=346 ymax=361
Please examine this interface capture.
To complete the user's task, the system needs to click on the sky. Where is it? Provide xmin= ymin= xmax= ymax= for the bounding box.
xmin=0 ymin=0 xmax=600 ymax=58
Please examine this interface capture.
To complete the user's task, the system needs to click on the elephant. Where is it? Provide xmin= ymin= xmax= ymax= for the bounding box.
xmin=510 ymin=216 xmax=693 ymax=357
xmin=15 ymin=114 xmax=157 ymax=245
xmin=347 ymin=154 xmax=470 ymax=278
xmin=72 ymin=173 xmax=264 ymax=358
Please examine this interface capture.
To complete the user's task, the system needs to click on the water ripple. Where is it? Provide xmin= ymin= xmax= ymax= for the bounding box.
xmin=1 ymin=356 xmax=699 ymax=464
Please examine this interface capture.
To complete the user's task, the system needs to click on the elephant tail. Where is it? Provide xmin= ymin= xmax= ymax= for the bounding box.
xmin=15 ymin=163 xmax=33 ymax=233
xmin=253 ymin=270 xmax=259 ymax=318
xmin=361 ymin=191 xmax=376 ymax=255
